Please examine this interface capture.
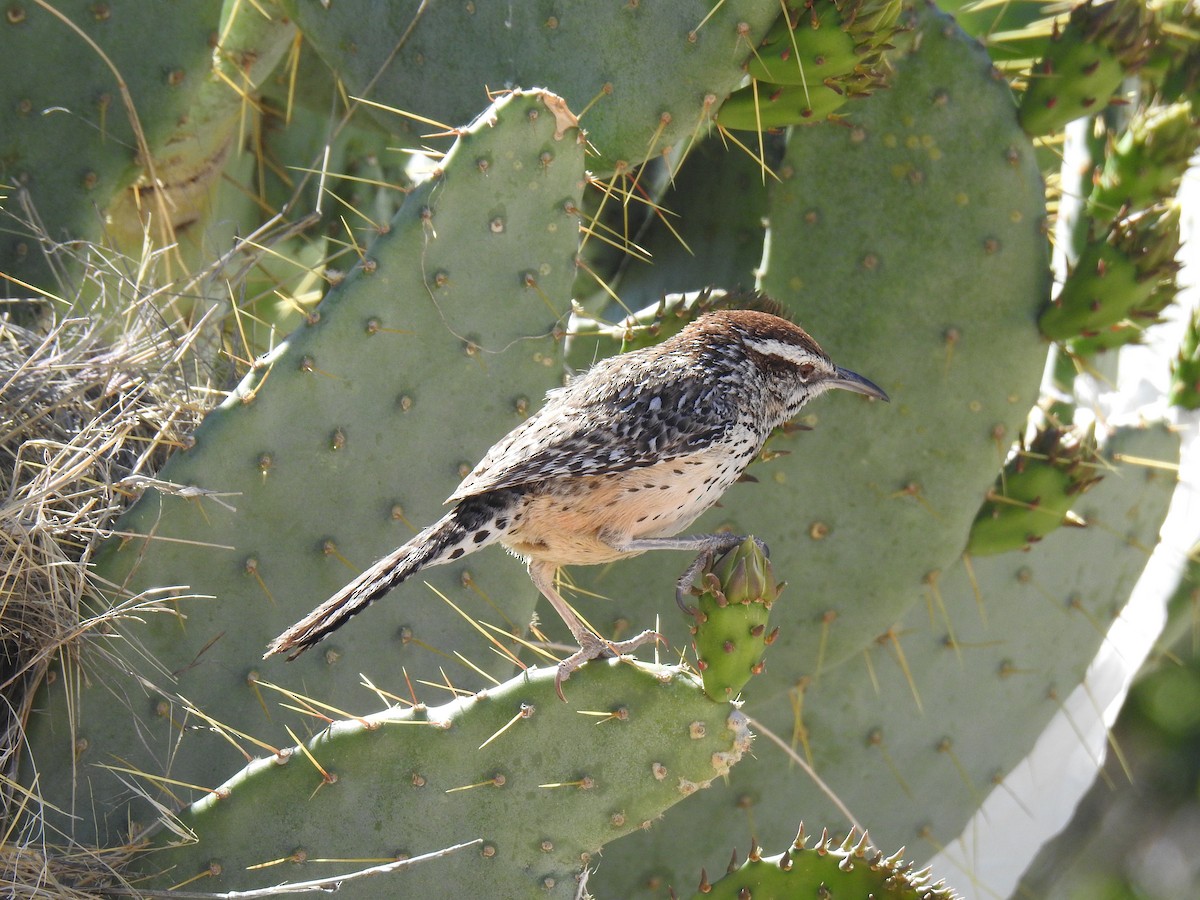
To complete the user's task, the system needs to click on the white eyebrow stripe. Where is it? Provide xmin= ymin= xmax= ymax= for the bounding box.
xmin=743 ymin=337 xmax=813 ymax=362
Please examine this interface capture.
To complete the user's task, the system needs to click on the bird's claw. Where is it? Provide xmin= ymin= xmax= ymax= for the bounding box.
xmin=553 ymin=630 xmax=665 ymax=701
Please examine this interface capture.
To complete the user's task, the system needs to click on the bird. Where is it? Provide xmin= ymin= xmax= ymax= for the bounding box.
xmin=265 ymin=302 xmax=888 ymax=697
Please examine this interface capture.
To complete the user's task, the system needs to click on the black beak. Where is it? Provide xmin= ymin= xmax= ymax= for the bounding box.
xmin=828 ymin=366 xmax=889 ymax=402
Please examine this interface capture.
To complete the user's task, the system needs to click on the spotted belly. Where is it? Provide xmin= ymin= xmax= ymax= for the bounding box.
xmin=499 ymin=450 xmax=750 ymax=567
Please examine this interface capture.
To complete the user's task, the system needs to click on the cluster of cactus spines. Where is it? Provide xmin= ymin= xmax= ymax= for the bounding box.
xmin=22 ymin=88 xmax=587 ymax=849
xmin=600 ymin=422 xmax=1177 ymax=897
xmin=966 ymin=424 xmax=1102 ymax=555
xmin=589 ymin=138 xmax=775 ymax=313
xmin=1 ymin=0 xmax=225 ymax=294
xmin=1086 ymin=101 xmax=1199 ymax=223
xmin=130 ymin=660 xmax=750 ymax=897
xmin=681 ymin=826 xmax=957 ymax=899
xmin=278 ymin=0 xmax=781 ymax=175
xmin=1039 ymin=202 xmax=1183 ymax=347
xmin=686 ymin=537 xmax=780 ymax=701
xmin=717 ymin=0 xmax=904 ymax=130
xmin=1018 ymin=0 xmax=1153 ymax=137
xmin=1169 ymin=308 xmax=1200 ymax=410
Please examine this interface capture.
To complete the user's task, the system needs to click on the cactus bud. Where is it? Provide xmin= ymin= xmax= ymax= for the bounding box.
xmin=690 ymin=538 xmax=779 ymax=700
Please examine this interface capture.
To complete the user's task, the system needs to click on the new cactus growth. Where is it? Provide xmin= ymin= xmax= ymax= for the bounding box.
xmin=718 ymin=0 xmax=904 ymax=129
xmin=1040 ymin=202 xmax=1182 ymax=343
xmin=687 ymin=536 xmax=780 ymax=701
xmin=966 ymin=425 xmax=1102 ymax=555
xmin=1018 ymin=0 xmax=1153 ymax=137
xmin=687 ymin=826 xmax=957 ymax=899
xmin=1169 ymin=308 xmax=1200 ymax=410
xmin=1086 ymin=101 xmax=1200 ymax=222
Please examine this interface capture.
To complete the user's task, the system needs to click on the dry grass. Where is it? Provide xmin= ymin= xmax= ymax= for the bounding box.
xmin=0 ymin=244 xmax=222 ymax=896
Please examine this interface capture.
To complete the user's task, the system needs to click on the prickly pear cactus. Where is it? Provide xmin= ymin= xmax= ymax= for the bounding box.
xmin=22 ymin=88 xmax=587 ymax=849
xmin=966 ymin=425 xmax=1102 ymax=555
xmin=279 ymin=0 xmax=781 ymax=173
xmin=1041 ymin=202 xmax=1182 ymax=344
xmin=573 ymin=0 xmax=1050 ymax=689
xmin=131 ymin=660 xmax=751 ymax=898
xmin=688 ymin=828 xmax=957 ymax=899
xmin=0 ymin=0 xmax=295 ymax=300
xmin=0 ymin=0 xmax=223 ymax=291
xmin=717 ymin=0 xmax=904 ymax=129
xmin=1018 ymin=0 xmax=1152 ymax=137
xmin=4 ymin=0 xmax=1192 ymax=897
xmin=1086 ymin=101 xmax=1198 ymax=222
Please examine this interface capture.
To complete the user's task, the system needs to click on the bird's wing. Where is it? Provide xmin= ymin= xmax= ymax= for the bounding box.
xmin=448 ymin=355 xmax=734 ymax=502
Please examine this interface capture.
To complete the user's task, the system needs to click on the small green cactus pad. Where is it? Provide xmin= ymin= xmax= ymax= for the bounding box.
xmin=687 ymin=827 xmax=957 ymax=899
xmin=718 ymin=0 xmax=903 ymax=129
xmin=22 ymin=89 xmax=586 ymax=850
xmin=1018 ymin=0 xmax=1152 ymax=137
xmin=1086 ymin=101 xmax=1200 ymax=223
xmin=280 ymin=0 xmax=780 ymax=174
xmin=966 ymin=425 xmax=1102 ymax=555
xmin=1169 ymin=308 xmax=1200 ymax=410
xmin=1040 ymin=202 xmax=1182 ymax=342
xmin=0 ymin=0 xmax=223 ymax=292
xmin=687 ymin=537 xmax=781 ymax=701
xmin=131 ymin=660 xmax=750 ymax=898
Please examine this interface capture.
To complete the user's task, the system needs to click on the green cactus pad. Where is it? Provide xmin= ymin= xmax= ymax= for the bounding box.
xmin=1169 ymin=308 xmax=1200 ymax=410
xmin=688 ymin=537 xmax=780 ymax=701
xmin=279 ymin=0 xmax=780 ymax=174
xmin=718 ymin=0 xmax=902 ymax=129
xmin=1018 ymin=0 xmax=1152 ymax=137
xmin=0 ymin=0 xmax=224 ymax=292
xmin=687 ymin=827 xmax=957 ymax=899
xmin=1087 ymin=101 xmax=1200 ymax=223
xmin=1040 ymin=202 xmax=1182 ymax=342
xmin=130 ymin=660 xmax=750 ymax=897
xmin=22 ymin=88 xmax=586 ymax=850
xmin=966 ymin=425 xmax=1102 ymax=555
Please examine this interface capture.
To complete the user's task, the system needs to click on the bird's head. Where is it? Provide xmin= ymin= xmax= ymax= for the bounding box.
xmin=700 ymin=308 xmax=889 ymax=419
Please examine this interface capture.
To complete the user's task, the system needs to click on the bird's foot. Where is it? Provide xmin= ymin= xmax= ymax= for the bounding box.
xmin=554 ymin=629 xmax=665 ymax=701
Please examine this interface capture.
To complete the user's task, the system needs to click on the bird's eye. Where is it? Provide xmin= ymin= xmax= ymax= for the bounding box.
xmin=798 ymin=363 xmax=815 ymax=380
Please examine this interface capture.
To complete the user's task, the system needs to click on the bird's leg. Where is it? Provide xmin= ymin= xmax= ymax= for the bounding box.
xmin=528 ymin=560 xmax=662 ymax=701
xmin=611 ymin=533 xmax=771 ymax=614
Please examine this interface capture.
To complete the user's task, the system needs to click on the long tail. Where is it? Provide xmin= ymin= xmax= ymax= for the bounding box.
xmin=264 ymin=494 xmax=512 ymax=659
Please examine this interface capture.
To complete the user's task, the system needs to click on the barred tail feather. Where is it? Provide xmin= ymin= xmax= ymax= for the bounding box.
xmin=264 ymin=495 xmax=511 ymax=659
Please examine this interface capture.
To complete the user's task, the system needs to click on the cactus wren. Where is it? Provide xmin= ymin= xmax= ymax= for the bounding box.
xmin=266 ymin=306 xmax=888 ymax=696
